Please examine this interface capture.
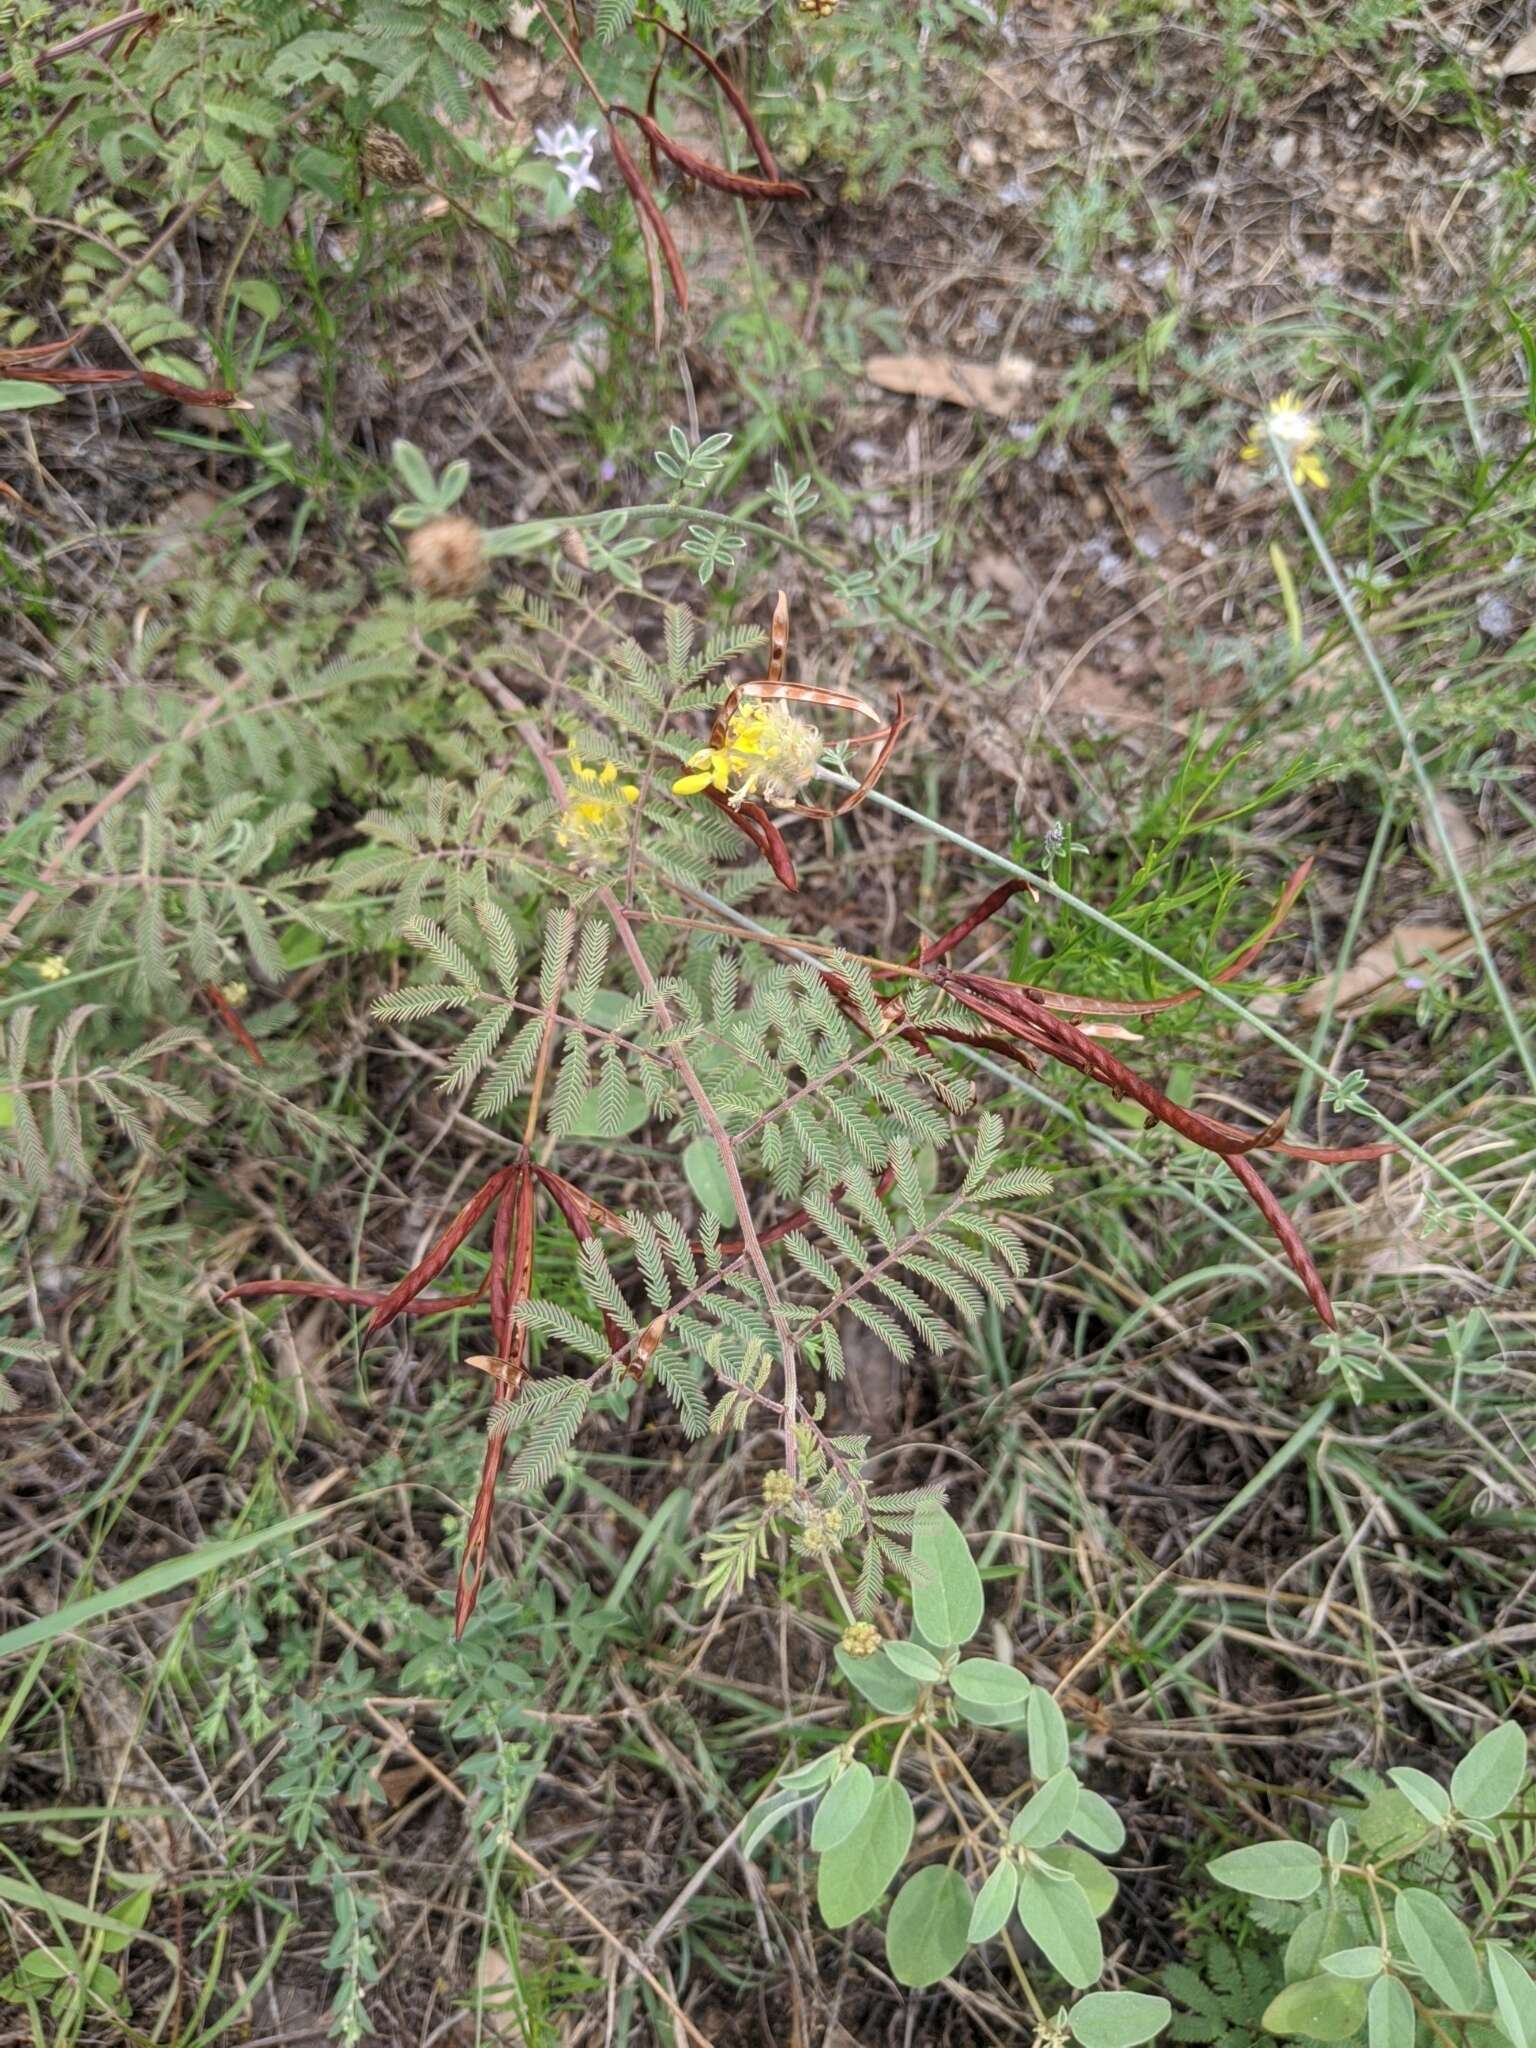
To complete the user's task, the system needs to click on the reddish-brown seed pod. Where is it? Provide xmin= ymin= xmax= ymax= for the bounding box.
xmin=614 ymin=107 xmax=810 ymax=201
xmin=362 ymin=1167 xmax=517 ymax=1342
xmin=607 ymin=122 xmax=689 ymax=321
xmin=637 ymin=17 xmax=785 ymax=182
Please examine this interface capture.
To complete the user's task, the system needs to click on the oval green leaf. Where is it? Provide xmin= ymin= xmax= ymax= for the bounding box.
xmin=817 ymin=1778 xmax=914 ymax=1930
xmin=1010 ymin=1769 xmax=1081 ymax=1849
xmin=0 ymin=380 xmax=66 ymax=410
xmin=568 ymin=1082 xmax=650 ymax=1138
xmin=1039 ymin=1845 xmax=1118 ymax=1918
xmin=1387 ymin=1769 xmax=1450 ymax=1827
xmin=1015 ymin=1866 xmax=1103 ymax=1988
xmin=1367 ymin=1973 xmax=1416 ymax=2048
xmin=911 ymin=1508 xmax=983 ymax=1648
xmin=1069 ymin=1991 xmax=1174 ymax=2048
xmin=1028 ymin=1686 xmax=1071 ymax=1780
xmin=811 ymin=1761 xmax=874 ymax=1853
xmin=969 ymin=1861 xmax=1019 ymax=1945
xmin=1263 ymin=1976 xmax=1368 ymax=2041
xmin=835 ymin=1645 xmax=921 ymax=1715
xmin=1322 ymin=1949 xmax=1386 ymax=1981
xmin=885 ymin=1640 xmax=944 ymax=1682
xmin=742 ymin=1787 xmax=812 ymax=1858
xmin=778 ymin=1750 xmax=843 ymax=1794
xmin=1208 ymin=1841 xmax=1324 ymax=1903
xmin=952 ymin=1657 xmax=1033 ymax=1709
xmin=1487 ymin=1942 xmax=1536 ymax=2048
xmin=1067 ymin=1788 xmax=1127 ymax=1856
xmin=1450 ymin=1724 xmax=1527 ymax=1823
xmin=683 ymin=1136 xmax=738 ymax=1225
xmin=1394 ymin=1889 xmax=1481 ymax=2012
xmin=886 ymin=1865 xmax=972 ymax=1988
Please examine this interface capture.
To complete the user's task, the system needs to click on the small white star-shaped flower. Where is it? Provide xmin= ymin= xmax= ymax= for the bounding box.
xmin=534 ymin=122 xmax=601 ymax=200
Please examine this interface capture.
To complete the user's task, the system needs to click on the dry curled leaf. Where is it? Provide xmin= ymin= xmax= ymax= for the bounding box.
xmin=1497 ymin=26 xmax=1536 ymax=73
xmin=863 ymin=351 xmax=1036 ymax=418
xmin=1296 ymin=924 xmax=1469 ymax=1021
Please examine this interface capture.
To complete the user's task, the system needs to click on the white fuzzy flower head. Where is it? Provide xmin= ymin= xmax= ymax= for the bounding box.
xmin=534 ymin=122 xmax=601 ymax=200
xmin=1265 ymin=394 xmax=1318 ymax=447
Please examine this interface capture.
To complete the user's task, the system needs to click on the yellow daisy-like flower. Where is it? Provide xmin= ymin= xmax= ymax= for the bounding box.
xmin=555 ymin=752 xmax=640 ymax=851
xmin=672 ymin=700 xmax=822 ymax=809
xmin=34 ymin=954 xmax=68 ymax=982
xmin=1241 ymin=391 xmax=1329 ymax=489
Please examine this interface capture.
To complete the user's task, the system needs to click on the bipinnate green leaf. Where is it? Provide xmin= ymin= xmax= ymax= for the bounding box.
xmin=1068 ymin=1991 xmax=1173 ymax=2048
xmin=1028 ymin=1685 xmax=1071 ymax=1780
xmin=886 ymin=1866 xmax=972 ymax=1987
xmin=569 ymin=1082 xmax=650 ymax=1138
xmin=1394 ymin=1889 xmax=1481 ymax=2012
xmin=1208 ymin=1841 xmax=1324 ymax=1903
xmin=1387 ymin=1769 xmax=1450 ymax=1827
xmin=951 ymin=1657 xmax=1032 ymax=1710
xmin=817 ymin=1778 xmax=913 ymax=1929
xmin=969 ymin=1861 xmax=1019 ymax=1944
xmin=1450 ymin=1723 xmax=1527 ymax=1822
xmin=911 ymin=1507 xmax=983 ymax=1647
xmin=1067 ymin=1788 xmax=1127 ymax=1855
xmin=835 ymin=1645 xmax=921 ymax=1715
xmin=1263 ymin=1976 xmax=1368 ymax=2041
xmin=811 ymin=1761 xmax=874 ymax=1852
xmin=1015 ymin=1866 xmax=1103 ymax=1988
xmin=1009 ymin=1769 xmax=1080 ymax=1848
xmin=1367 ymin=1974 xmax=1415 ymax=2048
xmin=1487 ymin=1943 xmax=1536 ymax=2048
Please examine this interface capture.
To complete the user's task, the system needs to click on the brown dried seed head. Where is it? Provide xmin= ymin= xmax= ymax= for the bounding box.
xmin=407 ymin=516 xmax=486 ymax=598
xmin=560 ymin=527 xmax=590 ymax=571
xmin=362 ymin=127 xmax=422 ymax=186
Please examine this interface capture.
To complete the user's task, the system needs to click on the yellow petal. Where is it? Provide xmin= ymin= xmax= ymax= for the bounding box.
xmin=620 ymin=785 xmax=639 ymax=802
xmin=599 ymin=761 xmax=617 ymax=785
xmin=673 ymin=770 xmax=714 ymax=796
xmin=712 ymin=756 xmax=729 ymax=791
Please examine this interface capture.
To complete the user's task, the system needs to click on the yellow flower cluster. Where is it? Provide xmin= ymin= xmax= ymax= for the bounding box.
xmin=673 ymin=700 xmax=821 ymax=809
xmin=1242 ymin=392 xmax=1328 ymax=490
xmin=34 ymin=955 xmax=68 ymax=982
xmin=556 ymin=754 xmax=640 ymax=851
xmin=839 ymin=1621 xmax=881 ymax=1659
xmin=761 ymin=1468 xmax=797 ymax=1509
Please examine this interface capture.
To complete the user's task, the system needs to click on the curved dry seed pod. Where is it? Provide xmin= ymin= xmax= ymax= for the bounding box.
xmin=613 ymin=107 xmax=810 ymax=201
xmin=680 ymin=591 xmax=908 ymax=862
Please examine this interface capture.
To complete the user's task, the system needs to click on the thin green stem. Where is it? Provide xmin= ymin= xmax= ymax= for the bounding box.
xmin=1272 ymin=434 xmax=1536 ymax=1094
